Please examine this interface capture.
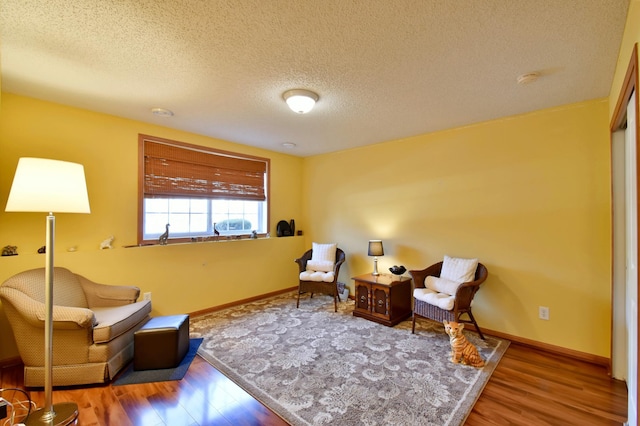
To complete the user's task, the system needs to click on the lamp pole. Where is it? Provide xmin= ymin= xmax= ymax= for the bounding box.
xmin=25 ymin=214 xmax=78 ymax=425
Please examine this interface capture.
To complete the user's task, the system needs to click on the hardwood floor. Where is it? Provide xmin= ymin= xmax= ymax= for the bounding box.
xmin=0 ymin=342 xmax=628 ymax=425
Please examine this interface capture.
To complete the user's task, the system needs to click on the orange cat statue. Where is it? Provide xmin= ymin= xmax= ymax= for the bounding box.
xmin=443 ymin=321 xmax=485 ymax=368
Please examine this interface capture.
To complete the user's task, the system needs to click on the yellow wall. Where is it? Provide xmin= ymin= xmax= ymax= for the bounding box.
xmin=302 ymin=100 xmax=612 ymax=356
xmin=0 ymin=93 xmax=305 ymax=360
xmin=0 ymin=75 xmax=619 ymax=360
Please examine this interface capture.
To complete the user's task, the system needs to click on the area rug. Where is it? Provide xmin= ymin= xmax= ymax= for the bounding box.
xmin=191 ymin=292 xmax=509 ymax=426
xmin=112 ymin=338 xmax=203 ymax=386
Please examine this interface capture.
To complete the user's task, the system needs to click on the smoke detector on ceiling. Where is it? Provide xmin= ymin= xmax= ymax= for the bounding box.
xmin=516 ymin=73 xmax=540 ymax=85
xmin=151 ymin=107 xmax=174 ymax=117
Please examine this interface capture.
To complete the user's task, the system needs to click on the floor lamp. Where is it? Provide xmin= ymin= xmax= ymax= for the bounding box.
xmin=5 ymin=158 xmax=91 ymax=426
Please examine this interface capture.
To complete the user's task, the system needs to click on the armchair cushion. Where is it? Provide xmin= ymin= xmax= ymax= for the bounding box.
xmin=306 ymin=259 xmax=334 ymax=272
xmin=92 ymin=301 xmax=151 ymax=344
xmin=311 ymin=242 xmax=337 ymax=263
xmin=414 ymin=288 xmax=455 ymax=311
xmin=299 ymin=270 xmax=335 ymax=282
xmin=441 ymin=255 xmax=478 ymax=283
xmin=425 ymin=276 xmax=462 ymax=296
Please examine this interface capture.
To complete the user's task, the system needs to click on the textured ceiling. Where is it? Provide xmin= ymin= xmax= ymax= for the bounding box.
xmin=0 ymin=0 xmax=630 ymax=157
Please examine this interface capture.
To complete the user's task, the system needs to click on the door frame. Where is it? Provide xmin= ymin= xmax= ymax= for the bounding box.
xmin=611 ymin=42 xmax=639 ymax=425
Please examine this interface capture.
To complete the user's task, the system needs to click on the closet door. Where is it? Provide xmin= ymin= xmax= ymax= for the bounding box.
xmin=626 ymin=90 xmax=638 ymax=425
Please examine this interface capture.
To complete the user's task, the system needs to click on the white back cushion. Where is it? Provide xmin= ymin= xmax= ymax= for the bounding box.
xmin=441 ymin=255 xmax=478 ymax=283
xmin=311 ymin=242 xmax=337 ymax=263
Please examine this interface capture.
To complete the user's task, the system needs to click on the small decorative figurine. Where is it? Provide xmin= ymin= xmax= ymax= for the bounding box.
xmin=38 ymin=245 xmax=46 ymax=254
xmin=158 ymin=224 xmax=170 ymax=245
xmin=1 ymin=245 xmax=18 ymax=256
xmin=213 ymin=223 xmax=220 ymax=241
xmin=443 ymin=321 xmax=485 ymax=368
xmin=100 ymin=235 xmax=114 ymax=250
xmin=250 ymin=230 xmax=258 ymax=239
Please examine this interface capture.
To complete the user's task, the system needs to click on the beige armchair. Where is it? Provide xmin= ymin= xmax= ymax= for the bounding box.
xmin=0 ymin=267 xmax=151 ymax=387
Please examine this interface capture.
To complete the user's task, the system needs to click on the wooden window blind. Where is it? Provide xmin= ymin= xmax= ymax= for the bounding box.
xmin=142 ymin=137 xmax=267 ymax=201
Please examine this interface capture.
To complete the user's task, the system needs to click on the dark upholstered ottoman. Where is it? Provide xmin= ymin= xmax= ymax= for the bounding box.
xmin=134 ymin=314 xmax=189 ymax=371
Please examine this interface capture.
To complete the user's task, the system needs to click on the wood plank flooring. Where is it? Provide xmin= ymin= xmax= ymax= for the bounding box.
xmin=0 ymin=342 xmax=628 ymax=425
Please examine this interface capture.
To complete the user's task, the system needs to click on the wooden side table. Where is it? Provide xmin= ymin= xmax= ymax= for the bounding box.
xmin=352 ymin=273 xmax=412 ymax=326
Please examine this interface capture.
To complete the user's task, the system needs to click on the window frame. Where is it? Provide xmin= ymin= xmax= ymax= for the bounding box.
xmin=138 ymin=134 xmax=270 ymax=244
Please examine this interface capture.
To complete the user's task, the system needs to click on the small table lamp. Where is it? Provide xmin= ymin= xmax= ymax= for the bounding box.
xmin=368 ymin=240 xmax=384 ymax=276
xmin=5 ymin=158 xmax=90 ymax=426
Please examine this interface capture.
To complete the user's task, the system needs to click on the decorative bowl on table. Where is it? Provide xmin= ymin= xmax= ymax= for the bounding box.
xmin=389 ymin=265 xmax=406 ymax=276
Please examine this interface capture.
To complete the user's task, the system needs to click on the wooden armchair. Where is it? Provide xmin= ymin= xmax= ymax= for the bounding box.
xmin=410 ymin=261 xmax=488 ymax=339
xmin=295 ymin=246 xmax=346 ymax=312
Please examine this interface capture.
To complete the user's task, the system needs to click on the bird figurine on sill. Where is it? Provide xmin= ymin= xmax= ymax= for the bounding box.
xmin=159 ymin=224 xmax=170 ymax=245
xmin=389 ymin=265 xmax=407 ymax=276
xmin=213 ymin=223 xmax=220 ymax=241
xmin=100 ymin=235 xmax=114 ymax=250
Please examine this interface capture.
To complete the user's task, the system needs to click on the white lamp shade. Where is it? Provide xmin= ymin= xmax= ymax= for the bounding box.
xmin=283 ymin=89 xmax=319 ymax=114
xmin=5 ymin=158 xmax=91 ymax=213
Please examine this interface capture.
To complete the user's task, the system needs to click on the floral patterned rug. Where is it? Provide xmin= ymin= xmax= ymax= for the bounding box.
xmin=191 ymin=291 xmax=509 ymax=426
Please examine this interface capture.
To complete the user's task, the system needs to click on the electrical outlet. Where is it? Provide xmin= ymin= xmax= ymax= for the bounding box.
xmin=539 ymin=306 xmax=550 ymax=320
xmin=143 ymin=292 xmax=151 ymax=302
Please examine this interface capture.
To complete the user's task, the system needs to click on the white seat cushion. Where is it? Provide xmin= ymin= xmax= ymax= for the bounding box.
xmin=300 ymin=271 xmax=335 ymax=282
xmin=441 ymin=255 xmax=478 ymax=283
xmin=413 ymin=288 xmax=455 ymax=311
xmin=92 ymin=300 xmax=152 ymax=343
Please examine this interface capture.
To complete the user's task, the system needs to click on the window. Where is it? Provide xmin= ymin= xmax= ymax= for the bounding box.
xmin=138 ymin=135 xmax=269 ymax=243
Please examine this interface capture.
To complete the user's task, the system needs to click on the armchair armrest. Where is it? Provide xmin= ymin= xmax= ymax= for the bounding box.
xmin=48 ymin=305 xmax=97 ymax=329
xmin=0 ymin=287 xmax=96 ymax=329
xmin=409 ymin=262 xmax=444 ymax=289
xmin=333 ymin=256 xmax=345 ymax=274
xmin=295 ymin=250 xmax=313 ymax=273
xmin=453 ymin=282 xmax=481 ymax=309
xmin=453 ymin=264 xmax=488 ymax=309
xmin=78 ymin=276 xmax=141 ymax=307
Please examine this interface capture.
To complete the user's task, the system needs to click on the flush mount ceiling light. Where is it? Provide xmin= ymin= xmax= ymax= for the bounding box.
xmin=282 ymin=89 xmax=319 ymax=114
xmin=282 ymin=142 xmax=297 ymax=148
xmin=516 ymin=72 xmax=540 ymax=85
xmin=151 ymin=107 xmax=174 ymax=117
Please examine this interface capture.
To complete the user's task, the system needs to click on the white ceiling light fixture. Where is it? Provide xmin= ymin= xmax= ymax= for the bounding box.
xmin=283 ymin=89 xmax=319 ymax=114
xmin=282 ymin=142 xmax=297 ymax=148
